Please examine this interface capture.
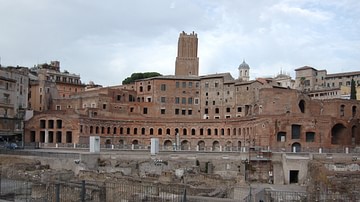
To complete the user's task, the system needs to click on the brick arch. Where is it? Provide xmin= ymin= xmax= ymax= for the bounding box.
xmin=164 ymin=140 xmax=173 ymax=150
xmin=198 ymin=140 xmax=205 ymax=151
xmin=225 ymin=141 xmax=232 ymax=151
xmin=212 ymin=140 xmax=220 ymax=151
xmin=181 ymin=140 xmax=190 ymax=150
xmin=331 ymin=123 xmax=347 ymax=145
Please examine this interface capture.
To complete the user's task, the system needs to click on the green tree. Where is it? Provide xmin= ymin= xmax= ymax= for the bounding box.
xmin=350 ymin=78 xmax=357 ymax=100
xmin=122 ymin=72 xmax=162 ymax=84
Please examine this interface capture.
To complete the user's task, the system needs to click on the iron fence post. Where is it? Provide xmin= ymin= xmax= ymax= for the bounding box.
xmin=55 ymin=183 xmax=60 ymax=202
xmin=182 ymin=187 xmax=187 ymax=202
xmin=81 ymin=180 xmax=85 ymax=202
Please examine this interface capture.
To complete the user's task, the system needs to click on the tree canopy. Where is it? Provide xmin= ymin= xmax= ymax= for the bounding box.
xmin=122 ymin=72 xmax=162 ymax=84
xmin=350 ymin=78 xmax=357 ymax=100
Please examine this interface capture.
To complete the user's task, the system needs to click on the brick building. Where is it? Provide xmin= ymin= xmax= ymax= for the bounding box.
xmin=24 ymin=32 xmax=360 ymax=152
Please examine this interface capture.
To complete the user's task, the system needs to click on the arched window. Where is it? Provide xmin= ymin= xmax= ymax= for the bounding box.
xmin=158 ymin=128 xmax=162 ymax=135
xmin=298 ymin=100 xmax=305 ymax=113
xmin=191 ymin=128 xmax=196 ymax=135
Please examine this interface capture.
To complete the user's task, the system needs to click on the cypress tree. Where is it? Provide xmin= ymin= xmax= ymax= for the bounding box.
xmin=350 ymin=78 xmax=357 ymax=100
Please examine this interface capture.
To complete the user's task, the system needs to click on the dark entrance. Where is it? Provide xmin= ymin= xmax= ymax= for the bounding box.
xmin=331 ymin=123 xmax=347 ymax=144
xmin=289 ymin=170 xmax=299 ymax=184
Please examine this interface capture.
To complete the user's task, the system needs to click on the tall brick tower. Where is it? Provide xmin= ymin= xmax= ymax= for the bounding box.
xmin=175 ymin=31 xmax=199 ymax=76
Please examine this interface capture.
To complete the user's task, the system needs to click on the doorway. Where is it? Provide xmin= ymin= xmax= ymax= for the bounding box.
xmin=289 ymin=170 xmax=299 ymax=184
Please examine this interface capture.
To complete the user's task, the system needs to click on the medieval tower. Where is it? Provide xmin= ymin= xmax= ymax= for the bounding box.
xmin=175 ymin=31 xmax=199 ymax=76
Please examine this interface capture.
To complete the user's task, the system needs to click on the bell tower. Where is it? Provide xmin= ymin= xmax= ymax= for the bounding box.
xmin=238 ymin=60 xmax=250 ymax=81
xmin=175 ymin=31 xmax=199 ymax=76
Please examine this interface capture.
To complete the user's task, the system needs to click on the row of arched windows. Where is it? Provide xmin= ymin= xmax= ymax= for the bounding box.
xmin=81 ymin=125 xmax=253 ymax=137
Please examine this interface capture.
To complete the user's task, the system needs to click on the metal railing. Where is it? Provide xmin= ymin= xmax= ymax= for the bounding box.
xmin=31 ymin=142 xmax=360 ymax=154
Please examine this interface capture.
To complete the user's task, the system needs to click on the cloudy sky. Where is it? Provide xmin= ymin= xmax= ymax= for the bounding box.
xmin=0 ymin=0 xmax=359 ymax=86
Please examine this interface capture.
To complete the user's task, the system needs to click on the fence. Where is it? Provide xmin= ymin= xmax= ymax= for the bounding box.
xmin=0 ymin=176 xmax=245 ymax=202
xmin=245 ymin=189 xmax=360 ymax=202
xmin=0 ymin=177 xmax=187 ymax=202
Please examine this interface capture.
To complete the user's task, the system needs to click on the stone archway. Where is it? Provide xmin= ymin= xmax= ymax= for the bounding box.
xmin=164 ymin=140 xmax=173 ymax=150
xmin=118 ymin=139 xmax=124 ymax=148
xmin=181 ymin=140 xmax=190 ymax=150
xmin=132 ymin=140 xmax=139 ymax=149
xmin=198 ymin=140 xmax=205 ymax=151
xmin=212 ymin=141 xmax=220 ymax=151
xmin=291 ymin=142 xmax=301 ymax=152
xmin=237 ymin=141 xmax=242 ymax=151
xmin=352 ymin=125 xmax=358 ymax=145
xmin=105 ymin=139 xmax=111 ymax=148
xmin=331 ymin=123 xmax=347 ymax=145
xmin=225 ymin=141 xmax=232 ymax=151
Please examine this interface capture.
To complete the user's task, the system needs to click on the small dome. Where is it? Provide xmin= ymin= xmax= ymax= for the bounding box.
xmin=238 ymin=60 xmax=250 ymax=69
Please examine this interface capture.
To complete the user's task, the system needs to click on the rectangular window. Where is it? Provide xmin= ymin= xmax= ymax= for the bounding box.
xmin=143 ymin=107 xmax=148 ymax=114
xmin=56 ymin=120 xmax=62 ymax=128
xmin=175 ymin=97 xmax=180 ymax=104
xmin=194 ymin=98 xmax=199 ymax=105
xmin=277 ymin=132 xmax=286 ymax=142
xmin=182 ymin=82 xmax=186 ymax=88
xmin=204 ymin=108 xmax=208 ymax=114
xmin=182 ymin=109 xmax=186 ymax=115
xmin=196 ymin=82 xmax=199 ymax=88
xmin=215 ymin=82 xmax=219 ymax=87
xmin=291 ymin=125 xmax=301 ymax=139
xmin=161 ymin=84 xmax=166 ymax=91
xmin=30 ymin=131 xmax=36 ymax=142
xmin=48 ymin=120 xmax=54 ymax=129
xmin=175 ymin=108 xmax=179 ymax=115
xmin=205 ymin=82 xmax=209 ymax=88
xmin=176 ymin=82 xmax=180 ymax=88
xmin=237 ymin=107 xmax=242 ymax=112
xmin=188 ymin=97 xmax=193 ymax=104
xmin=161 ymin=109 xmax=166 ymax=114
xmin=306 ymin=132 xmax=315 ymax=142
xmin=182 ymin=97 xmax=186 ymax=104
xmin=40 ymin=120 xmax=46 ymax=129
xmin=226 ymin=107 xmax=230 ymax=113
xmin=161 ymin=97 xmax=166 ymax=103
xmin=188 ymin=109 xmax=192 ymax=115
xmin=189 ymin=82 xmax=192 ymax=87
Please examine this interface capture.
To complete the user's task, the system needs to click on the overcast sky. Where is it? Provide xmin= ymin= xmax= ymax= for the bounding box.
xmin=0 ymin=0 xmax=359 ymax=86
